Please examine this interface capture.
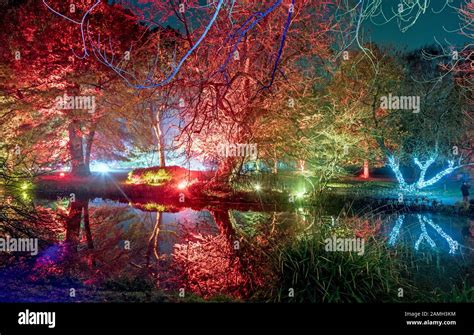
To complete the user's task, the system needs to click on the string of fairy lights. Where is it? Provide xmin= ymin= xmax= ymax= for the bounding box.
xmin=388 ymin=214 xmax=460 ymax=254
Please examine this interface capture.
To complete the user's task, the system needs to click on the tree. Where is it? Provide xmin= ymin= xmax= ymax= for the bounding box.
xmin=385 ymin=47 xmax=473 ymax=192
xmin=326 ymin=45 xmax=403 ymax=178
xmin=58 ymin=0 xmax=342 ymax=176
xmin=170 ymin=0 xmax=341 ymax=181
xmin=332 ymin=44 xmax=472 ymax=192
xmin=1 ymin=0 xmax=146 ymax=176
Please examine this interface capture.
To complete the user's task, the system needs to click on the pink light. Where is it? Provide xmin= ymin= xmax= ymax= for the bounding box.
xmin=59 ymin=172 xmax=65 ymax=178
xmin=362 ymin=160 xmax=370 ymax=179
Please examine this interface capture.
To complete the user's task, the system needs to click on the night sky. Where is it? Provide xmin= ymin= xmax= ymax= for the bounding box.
xmin=363 ymin=0 xmax=469 ymax=50
xmin=119 ymin=0 xmax=470 ymax=51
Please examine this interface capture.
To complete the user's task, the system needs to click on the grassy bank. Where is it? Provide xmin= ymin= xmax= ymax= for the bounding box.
xmin=262 ymin=215 xmax=473 ymax=303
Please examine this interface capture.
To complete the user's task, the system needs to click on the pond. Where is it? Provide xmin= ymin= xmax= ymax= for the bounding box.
xmin=0 ymin=195 xmax=472 ymax=302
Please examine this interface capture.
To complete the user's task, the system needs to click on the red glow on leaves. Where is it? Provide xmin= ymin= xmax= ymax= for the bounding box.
xmin=354 ymin=219 xmax=381 ymax=239
xmin=172 ymin=233 xmax=265 ymax=299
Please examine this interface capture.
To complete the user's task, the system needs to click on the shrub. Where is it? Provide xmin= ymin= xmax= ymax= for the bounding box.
xmin=143 ymin=203 xmax=167 ymax=211
xmin=127 ymin=168 xmax=172 ymax=186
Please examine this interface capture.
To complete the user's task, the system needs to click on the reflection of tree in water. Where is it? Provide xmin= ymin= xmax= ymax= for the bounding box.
xmin=171 ymin=209 xmax=259 ymax=299
xmin=169 ymin=210 xmax=308 ymax=299
xmin=145 ymin=211 xmax=161 ymax=268
xmin=2 ymin=196 xmax=312 ymax=300
xmin=139 ymin=209 xmax=233 ymax=294
xmin=386 ymin=214 xmax=473 ymax=292
xmin=0 ymin=194 xmax=64 ymax=267
xmin=30 ymin=196 xmax=149 ymax=285
xmin=24 ymin=200 xmax=187 ymax=291
xmin=388 ymin=214 xmax=460 ymax=254
xmin=30 ymin=197 xmax=94 ymax=280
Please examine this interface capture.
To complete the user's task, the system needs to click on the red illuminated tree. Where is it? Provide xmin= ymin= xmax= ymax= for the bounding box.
xmin=1 ymin=0 xmax=147 ymax=175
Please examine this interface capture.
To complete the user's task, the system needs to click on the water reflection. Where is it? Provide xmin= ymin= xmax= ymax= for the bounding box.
xmin=3 ymin=196 xmax=299 ymax=300
xmin=0 ymin=195 xmax=472 ymax=302
xmin=387 ymin=214 xmax=465 ymax=254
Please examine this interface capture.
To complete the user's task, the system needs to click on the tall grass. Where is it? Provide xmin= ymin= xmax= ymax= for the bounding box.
xmin=263 ymin=216 xmax=418 ymax=303
xmin=260 ymin=208 xmax=474 ymax=303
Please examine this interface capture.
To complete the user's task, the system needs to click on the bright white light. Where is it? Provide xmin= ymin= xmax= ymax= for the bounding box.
xmin=254 ymin=184 xmax=262 ymax=191
xmin=95 ymin=163 xmax=110 ymax=174
xmin=295 ymin=190 xmax=306 ymax=198
xmin=388 ymin=155 xmax=458 ymax=193
xmin=177 ymin=180 xmax=188 ymax=190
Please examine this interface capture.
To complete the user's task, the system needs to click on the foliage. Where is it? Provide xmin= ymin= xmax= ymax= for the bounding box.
xmin=266 ymin=216 xmax=414 ymax=303
xmin=142 ymin=203 xmax=167 ymax=212
xmin=127 ymin=167 xmax=172 ymax=186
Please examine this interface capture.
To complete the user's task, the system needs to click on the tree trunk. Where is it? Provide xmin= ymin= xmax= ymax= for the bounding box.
xmin=362 ymin=160 xmax=370 ymax=179
xmin=158 ymin=120 xmax=166 ymax=168
xmin=84 ymin=124 xmax=96 ymax=176
xmin=152 ymin=123 xmax=166 ymax=168
xmin=146 ymin=211 xmax=162 ymax=266
xmin=68 ymin=120 xmax=89 ymax=177
xmin=216 ymin=157 xmax=236 ymax=184
xmin=151 ymin=108 xmax=166 ymax=168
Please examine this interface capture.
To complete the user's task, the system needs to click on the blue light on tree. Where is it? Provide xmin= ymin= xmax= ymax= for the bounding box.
xmin=388 ymin=215 xmax=404 ymax=247
xmin=414 ymin=216 xmax=437 ymax=251
xmin=387 ymin=154 xmax=469 ymax=193
xmin=388 ymin=214 xmax=459 ymax=254
xmin=419 ymin=215 xmax=459 ymax=254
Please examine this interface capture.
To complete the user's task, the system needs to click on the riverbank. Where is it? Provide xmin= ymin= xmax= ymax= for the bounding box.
xmin=30 ymin=172 xmax=474 ymax=218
